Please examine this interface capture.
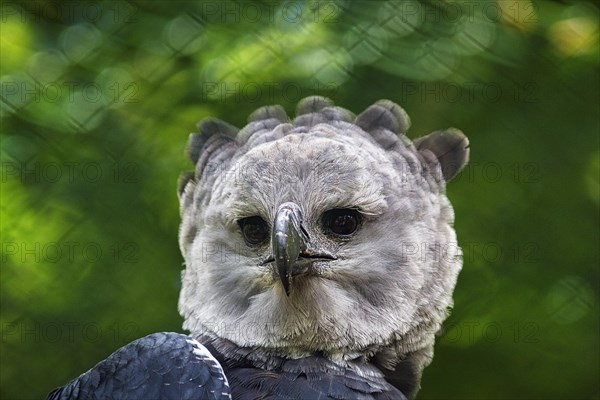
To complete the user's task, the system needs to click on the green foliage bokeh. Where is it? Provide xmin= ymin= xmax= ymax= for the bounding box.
xmin=1 ymin=0 xmax=598 ymax=398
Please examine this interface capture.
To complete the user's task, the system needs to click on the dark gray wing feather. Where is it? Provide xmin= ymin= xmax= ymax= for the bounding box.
xmin=226 ymin=366 xmax=407 ymax=400
xmin=47 ymin=332 xmax=231 ymax=400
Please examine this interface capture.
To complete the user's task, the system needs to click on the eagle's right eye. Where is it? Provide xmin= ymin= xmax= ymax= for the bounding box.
xmin=238 ymin=216 xmax=269 ymax=246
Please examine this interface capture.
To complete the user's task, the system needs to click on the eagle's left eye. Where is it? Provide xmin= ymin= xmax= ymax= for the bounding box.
xmin=238 ymin=216 xmax=269 ymax=246
xmin=323 ymin=208 xmax=361 ymax=237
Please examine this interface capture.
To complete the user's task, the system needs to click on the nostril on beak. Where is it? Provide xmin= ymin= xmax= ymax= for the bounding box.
xmin=298 ymin=248 xmax=337 ymax=260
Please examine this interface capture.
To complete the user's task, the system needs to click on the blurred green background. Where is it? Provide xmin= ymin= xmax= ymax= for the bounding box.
xmin=1 ymin=0 xmax=598 ymax=398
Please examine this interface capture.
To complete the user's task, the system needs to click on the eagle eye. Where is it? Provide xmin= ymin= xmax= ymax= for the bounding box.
xmin=323 ymin=208 xmax=361 ymax=237
xmin=238 ymin=216 xmax=269 ymax=246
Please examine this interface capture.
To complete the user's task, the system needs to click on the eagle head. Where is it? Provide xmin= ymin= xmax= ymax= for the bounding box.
xmin=177 ymin=97 xmax=468 ymax=369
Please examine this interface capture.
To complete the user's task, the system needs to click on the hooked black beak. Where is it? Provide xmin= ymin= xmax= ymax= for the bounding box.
xmin=271 ymin=202 xmax=336 ymax=296
xmin=273 ymin=202 xmax=309 ymax=296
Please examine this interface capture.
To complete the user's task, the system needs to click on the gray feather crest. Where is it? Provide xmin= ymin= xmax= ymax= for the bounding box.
xmin=181 ymin=97 xmax=469 ymax=194
xmin=414 ymin=128 xmax=470 ymax=181
xmin=355 ymin=100 xmax=411 ymax=135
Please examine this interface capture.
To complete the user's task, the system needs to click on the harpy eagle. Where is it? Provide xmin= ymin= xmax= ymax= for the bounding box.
xmin=48 ymin=97 xmax=469 ymax=399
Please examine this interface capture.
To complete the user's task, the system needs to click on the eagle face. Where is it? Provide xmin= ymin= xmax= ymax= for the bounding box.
xmin=178 ymin=97 xmax=469 ymax=364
